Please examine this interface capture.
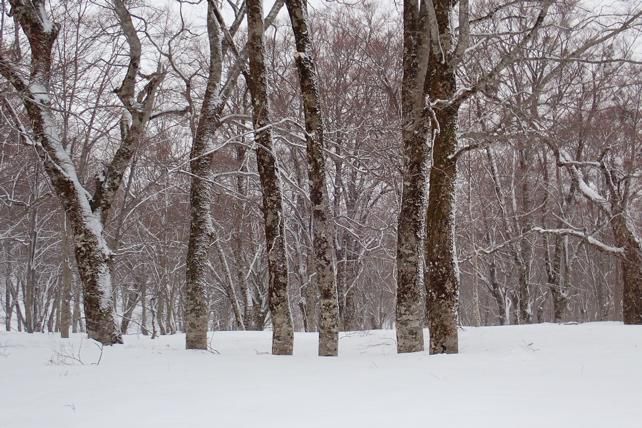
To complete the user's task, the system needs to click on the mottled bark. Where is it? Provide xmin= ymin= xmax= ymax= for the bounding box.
xmin=395 ymin=0 xmax=430 ymax=354
xmin=423 ymin=0 xmax=548 ymax=350
xmin=285 ymin=0 xmax=340 ymax=356
xmin=0 ymin=0 xmax=121 ymax=345
xmin=59 ymin=221 xmax=72 ymax=338
xmin=488 ymin=257 xmax=507 ymax=325
xmin=246 ymin=0 xmax=294 ymax=355
xmin=4 ymin=244 xmax=13 ymax=331
xmin=543 ymin=232 xmax=567 ymax=322
xmin=185 ymin=2 xmax=223 ymax=350
xmin=425 ymin=106 xmax=459 ymax=354
xmin=24 ymin=208 xmax=37 ymax=333
xmin=140 ymin=280 xmax=148 ymax=335
xmin=119 ymin=287 xmax=139 ymax=334
xmin=612 ymin=214 xmax=642 ymax=324
xmin=184 ymin=0 xmax=284 ymax=349
xmin=559 ymin=148 xmax=642 ymax=324
xmin=541 ymin=153 xmax=568 ymax=323
xmin=72 ymin=279 xmax=82 ymax=333
xmin=424 ymin=0 xmax=460 ymax=355
xmin=516 ymin=148 xmax=533 ymax=323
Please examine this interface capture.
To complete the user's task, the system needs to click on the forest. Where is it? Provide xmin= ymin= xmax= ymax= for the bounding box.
xmin=0 ymin=0 xmax=641 ymax=358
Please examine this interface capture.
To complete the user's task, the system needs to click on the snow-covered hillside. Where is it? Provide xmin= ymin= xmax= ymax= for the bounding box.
xmin=1 ymin=323 xmax=641 ymax=428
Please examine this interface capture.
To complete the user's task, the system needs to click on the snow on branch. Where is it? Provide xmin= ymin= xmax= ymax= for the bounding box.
xmin=432 ymin=0 xmax=552 ymax=109
xmin=557 ymin=149 xmax=612 ymax=214
xmin=532 ymin=227 xmax=623 ymax=255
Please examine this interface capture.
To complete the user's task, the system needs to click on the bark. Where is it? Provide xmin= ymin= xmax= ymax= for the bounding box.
xmin=185 ymin=1 xmax=223 ymax=349
xmin=24 ymin=207 xmax=37 ymax=333
xmin=59 ymin=220 xmax=72 ymax=338
xmin=119 ymin=287 xmax=139 ymax=334
xmin=0 ymin=0 xmax=121 ymax=345
xmin=425 ymin=0 xmax=460 ymax=354
xmin=542 ymin=155 xmax=568 ymax=323
xmin=516 ymin=148 xmax=533 ymax=323
xmin=423 ymin=0 xmax=549 ymax=351
xmin=395 ymin=0 xmax=431 ymax=354
xmin=285 ymin=0 xmax=340 ymax=356
xmin=184 ymin=0 xmax=285 ymax=348
xmin=488 ymin=258 xmax=507 ymax=325
xmin=246 ymin=0 xmax=294 ymax=355
xmin=546 ymin=236 xmax=567 ymax=322
xmin=612 ymin=214 xmax=642 ymax=324
xmin=141 ymin=280 xmax=148 ymax=335
xmin=303 ymin=251 xmax=318 ymax=332
xmin=215 ymin=242 xmax=246 ymax=330
xmin=425 ymin=106 xmax=460 ymax=354
xmin=559 ymin=149 xmax=642 ymax=324
xmin=4 ymin=244 xmax=13 ymax=331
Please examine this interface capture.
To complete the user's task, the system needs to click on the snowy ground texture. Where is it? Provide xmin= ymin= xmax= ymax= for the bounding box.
xmin=1 ymin=322 xmax=641 ymax=428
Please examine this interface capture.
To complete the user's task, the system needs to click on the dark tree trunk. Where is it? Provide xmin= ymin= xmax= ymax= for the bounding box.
xmin=424 ymin=0 xmax=460 ymax=355
xmin=0 ymin=0 xmax=122 ymax=345
xmin=59 ymin=222 xmax=73 ymax=338
xmin=246 ymin=0 xmax=294 ymax=355
xmin=612 ymin=216 xmax=642 ymax=324
xmin=285 ymin=0 xmax=340 ymax=356
xmin=395 ymin=0 xmax=430 ymax=354
xmin=185 ymin=2 xmax=223 ymax=350
xmin=425 ymin=106 xmax=460 ymax=354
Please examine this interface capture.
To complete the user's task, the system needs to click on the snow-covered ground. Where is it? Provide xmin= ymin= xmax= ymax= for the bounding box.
xmin=1 ymin=323 xmax=641 ymax=428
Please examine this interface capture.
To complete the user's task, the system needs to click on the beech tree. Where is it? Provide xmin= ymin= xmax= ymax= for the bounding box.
xmin=1 ymin=0 xmax=640 ymax=349
xmin=184 ymin=0 xmax=285 ymax=350
xmin=0 ymin=0 xmax=164 ymax=344
xmin=395 ymin=0 xmax=430 ymax=353
xmin=284 ymin=0 xmax=340 ymax=356
xmin=246 ymin=0 xmax=294 ymax=355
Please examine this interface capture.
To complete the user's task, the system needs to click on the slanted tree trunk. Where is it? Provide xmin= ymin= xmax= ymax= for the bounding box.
xmin=246 ymin=0 xmax=294 ymax=355
xmin=285 ymin=0 xmax=340 ymax=356
xmin=395 ymin=0 xmax=431 ymax=354
xmin=0 ymin=0 xmax=120 ymax=344
xmin=1 ymin=0 xmax=165 ymax=345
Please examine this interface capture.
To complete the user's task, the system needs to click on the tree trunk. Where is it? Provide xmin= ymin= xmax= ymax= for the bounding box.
xmin=141 ymin=280 xmax=148 ymax=335
xmin=72 ymin=280 xmax=82 ymax=333
xmin=285 ymin=0 xmax=340 ymax=356
xmin=612 ymin=216 xmax=642 ymax=324
xmin=0 ymin=0 xmax=167 ymax=346
xmin=395 ymin=0 xmax=431 ymax=354
xmin=246 ymin=0 xmax=294 ymax=355
xmin=4 ymin=244 xmax=13 ymax=331
xmin=184 ymin=2 xmax=223 ymax=350
xmin=59 ymin=221 xmax=72 ymax=338
xmin=425 ymin=106 xmax=460 ymax=354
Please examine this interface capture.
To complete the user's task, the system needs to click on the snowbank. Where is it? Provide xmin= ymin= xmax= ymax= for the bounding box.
xmin=1 ymin=322 xmax=640 ymax=428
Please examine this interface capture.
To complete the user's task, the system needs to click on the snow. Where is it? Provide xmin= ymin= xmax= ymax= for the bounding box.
xmin=1 ymin=323 xmax=641 ymax=428
xmin=37 ymin=2 xmax=54 ymax=33
xmin=29 ymin=80 xmax=115 ymax=313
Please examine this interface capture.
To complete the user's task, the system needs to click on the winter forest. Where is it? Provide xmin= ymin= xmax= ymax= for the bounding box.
xmin=1 ymin=0 xmax=641 ymax=426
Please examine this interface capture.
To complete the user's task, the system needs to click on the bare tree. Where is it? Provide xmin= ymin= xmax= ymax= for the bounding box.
xmin=246 ymin=0 xmax=294 ymax=355
xmin=395 ymin=0 xmax=431 ymax=353
xmin=284 ymin=0 xmax=340 ymax=356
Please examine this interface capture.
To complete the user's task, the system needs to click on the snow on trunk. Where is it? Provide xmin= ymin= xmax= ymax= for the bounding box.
xmin=246 ymin=0 xmax=294 ymax=355
xmin=285 ymin=0 xmax=340 ymax=356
